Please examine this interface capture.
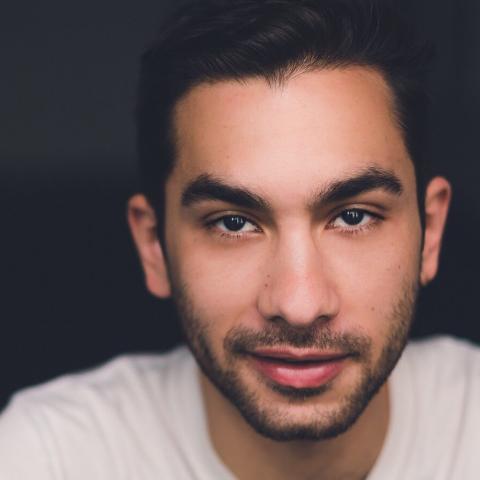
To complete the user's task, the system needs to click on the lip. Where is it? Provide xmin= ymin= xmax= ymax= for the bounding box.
xmin=252 ymin=348 xmax=349 ymax=362
xmin=249 ymin=350 xmax=349 ymax=389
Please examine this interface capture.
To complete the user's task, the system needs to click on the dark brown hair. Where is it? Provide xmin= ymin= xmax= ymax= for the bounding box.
xmin=137 ymin=0 xmax=433 ymax=227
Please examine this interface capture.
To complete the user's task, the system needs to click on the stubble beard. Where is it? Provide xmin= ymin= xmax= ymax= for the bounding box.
xmin=171 ymin=278 xmax=418 ymax=442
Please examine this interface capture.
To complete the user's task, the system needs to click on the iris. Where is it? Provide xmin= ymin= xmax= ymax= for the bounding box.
xmin=223 ymin=216 xmax=246 ymax=231
xmin=341 ymin=209 xmax=364 ymax=225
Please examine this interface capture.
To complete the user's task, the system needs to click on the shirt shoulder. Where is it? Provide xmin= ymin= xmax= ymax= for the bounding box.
xmin=11 ymin=345 xmax=192 ymax=404
xmin=405 ymin=334 xmax=480 ymax=369
xmin=380 ymin=335 xmax=480 ymax=479
xmin=0 ymin=346 xmax=198 ymax=480
xmin=404 ymin=335 xmax=480 ymax=422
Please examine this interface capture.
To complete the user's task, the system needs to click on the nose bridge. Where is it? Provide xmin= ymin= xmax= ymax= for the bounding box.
xmin=258 ymin=227 xmax=339 ymax=326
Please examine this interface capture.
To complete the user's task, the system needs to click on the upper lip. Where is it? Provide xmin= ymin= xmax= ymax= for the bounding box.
xmin=250 ymin=348 xmax=350 ymax=362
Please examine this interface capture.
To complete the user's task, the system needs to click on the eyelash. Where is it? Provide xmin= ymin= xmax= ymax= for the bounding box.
xmin=326 ymin=209 xmax=383 ymax=235
xmin=204 ymin=215 xmax=260 ymax=240
xmin=205 ymin=208 xmax=383 ymax=240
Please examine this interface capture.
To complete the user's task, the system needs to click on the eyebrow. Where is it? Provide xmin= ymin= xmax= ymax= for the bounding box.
xmin=181 ymin=174 xmax=272 ymax=212
xmin=181 ymin=167 xmax=403 ymax=213
xmin=311 ymin=166 xmax=403 ymax=208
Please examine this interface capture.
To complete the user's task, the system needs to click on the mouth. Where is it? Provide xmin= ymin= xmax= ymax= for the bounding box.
xmin=248 ymin=349 xmax=351 ymax=389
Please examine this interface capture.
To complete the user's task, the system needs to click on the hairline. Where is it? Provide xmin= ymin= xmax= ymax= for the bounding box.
xmin=168 ymin=63 xmax=415 ymax=181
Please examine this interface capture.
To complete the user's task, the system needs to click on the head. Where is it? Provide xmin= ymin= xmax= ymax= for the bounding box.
xmin=129 ymin=0 xmax=451 ymax=441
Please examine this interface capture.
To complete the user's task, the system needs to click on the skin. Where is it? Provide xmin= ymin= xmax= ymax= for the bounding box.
xmin=128 ymin=67 xmax=451 ymax=479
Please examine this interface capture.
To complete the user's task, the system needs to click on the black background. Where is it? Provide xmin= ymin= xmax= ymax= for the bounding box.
xmin=2 ymin=0 xmax=479 ymax=409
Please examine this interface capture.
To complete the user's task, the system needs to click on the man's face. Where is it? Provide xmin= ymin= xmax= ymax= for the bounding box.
xmin=161 ymin=67 xmax=424 ymax=440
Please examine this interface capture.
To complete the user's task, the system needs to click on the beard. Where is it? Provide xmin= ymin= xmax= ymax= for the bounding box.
xmin=170 ymin=277 xmax=419 ymax=442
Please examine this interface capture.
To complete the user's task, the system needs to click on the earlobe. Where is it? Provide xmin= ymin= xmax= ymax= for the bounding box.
xmin=420 ymin=177 xmax=452 ymax=286
xmin=127 ymin=194 xmax=172 ymax=298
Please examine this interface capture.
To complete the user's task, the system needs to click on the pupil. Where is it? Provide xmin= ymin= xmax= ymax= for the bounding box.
xmin=223 ymin=216 xmax=246 ymax=231
xmin=341 ymin=209 xmax=363 ymax=225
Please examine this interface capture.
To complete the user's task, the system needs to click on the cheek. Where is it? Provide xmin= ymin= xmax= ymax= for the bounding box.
xmin=170 ymin=233 xmax=266 ymax=325
xmin=326 ymin=227 xmax=421 ymax=331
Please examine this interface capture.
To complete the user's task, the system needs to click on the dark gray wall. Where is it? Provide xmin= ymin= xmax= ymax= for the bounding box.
xmin=1 ymin=0 xmax=173 ymax=174
xmin=2 ymin=0 xmax=480 ymax=407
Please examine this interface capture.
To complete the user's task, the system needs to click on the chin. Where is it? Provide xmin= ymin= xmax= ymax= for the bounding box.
xmin=233 ymin=393 xmax=370 ymax=442
xmin=203 ymin=361 xmax=375 ymax=442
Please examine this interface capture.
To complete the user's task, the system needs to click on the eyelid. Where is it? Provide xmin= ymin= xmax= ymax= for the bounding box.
xmin=204 ymin=213 xmax=263 ymax=238
xmin=326 ymin=207 xmax=384 ymax=234
xmin=204 ymin=210 xmax=262 ymax=227
xmin=327 ymin=200 xmax=387 ymax=215
xmin=201 ymin=204 xmax=386 ymax=239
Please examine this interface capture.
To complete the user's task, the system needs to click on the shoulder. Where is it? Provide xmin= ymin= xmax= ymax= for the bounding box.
xmin=397 ymin=335 xmax=480 ymax=476
xmin=3 ymin=345 xmax=194 ymax=425
xmin=405 ymin=334 xmax=480 ymax=360
xmin=403 ymin=334 xmax=480 ymax=386
xmin=0 ymin=345 xmax=196 ymax=479
xmin=14 ymin=344 xmax=192 ymax=401
xmin=401 ymin=335 xmax=480 ymax=417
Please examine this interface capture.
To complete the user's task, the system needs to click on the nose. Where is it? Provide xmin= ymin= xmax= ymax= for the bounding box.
xmin=257 ymin=232 xmax=340 ymax=327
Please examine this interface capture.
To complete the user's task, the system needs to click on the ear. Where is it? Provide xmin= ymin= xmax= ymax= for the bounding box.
xmin=127 ymin=194 xmax=171 ymax=298
xmin=420 ymin=177 xmax=452 ymax=286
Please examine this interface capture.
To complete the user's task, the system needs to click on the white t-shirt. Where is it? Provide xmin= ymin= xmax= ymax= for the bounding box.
xmin=0 ymin=335 xmax=479 ymax=479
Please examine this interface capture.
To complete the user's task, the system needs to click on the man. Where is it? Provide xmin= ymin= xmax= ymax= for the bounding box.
xmin=1 ymin=0 xmax=479 ymax=478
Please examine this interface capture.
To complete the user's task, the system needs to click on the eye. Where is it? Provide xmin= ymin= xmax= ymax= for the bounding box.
xmin=211 ymin=215 xmax=259 ymax=234
xmin=330 ymin=208 xmax=379 ymax=231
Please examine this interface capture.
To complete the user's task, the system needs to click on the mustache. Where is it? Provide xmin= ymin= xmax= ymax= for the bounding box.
xmin=224 ymin=323 xmax=372 ymax=357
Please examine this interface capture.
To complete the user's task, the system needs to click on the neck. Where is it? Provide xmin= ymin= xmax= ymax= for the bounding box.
xmin=200 ymin=373 xmax=390 ymax=480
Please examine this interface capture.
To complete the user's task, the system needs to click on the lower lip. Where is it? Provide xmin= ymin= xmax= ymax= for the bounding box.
xmin=250 ymin=356 xmax=347 ymax=389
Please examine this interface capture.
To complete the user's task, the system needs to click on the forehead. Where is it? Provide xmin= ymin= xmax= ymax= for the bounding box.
xmin=171 ymin=67 xmax=415 ymax=199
